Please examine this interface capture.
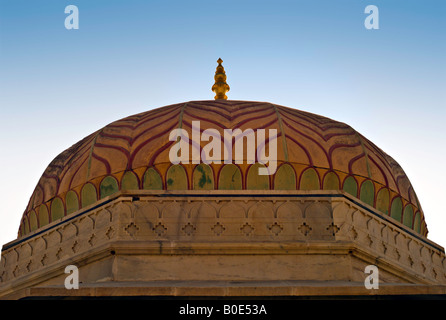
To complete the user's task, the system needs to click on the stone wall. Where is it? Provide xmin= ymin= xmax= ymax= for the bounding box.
xmin=0 ymin=190 xmax=445 ymax=298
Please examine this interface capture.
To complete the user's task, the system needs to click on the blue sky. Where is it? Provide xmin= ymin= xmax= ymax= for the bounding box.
xmin=0 ymin=0 xmax=445 ymax=247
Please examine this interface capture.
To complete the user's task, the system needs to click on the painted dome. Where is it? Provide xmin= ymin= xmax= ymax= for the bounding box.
xmin=19 ymin=100 xmax=427 ymax=238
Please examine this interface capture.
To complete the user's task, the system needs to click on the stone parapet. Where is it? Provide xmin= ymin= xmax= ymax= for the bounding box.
xmin=1 ymin=190 xmax=445 ymax=299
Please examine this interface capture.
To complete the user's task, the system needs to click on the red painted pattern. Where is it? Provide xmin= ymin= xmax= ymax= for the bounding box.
xmin=19 ymin=100 xmax=427 ymax=238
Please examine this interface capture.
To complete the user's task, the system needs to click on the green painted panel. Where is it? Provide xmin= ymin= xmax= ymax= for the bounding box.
xmin=38 ymin=205 xmax=49 ymax=227
xmin=100 ymin=176 xmax=119 ymax=198
xmin=413 ymin=212 xmax=421 ymax=233
xmin=20 ymin=221 xmax=25 ymax=236
xmin=166 ymin=165 xmax=188 ymax=190
xmin=376 ymin=188 xmax=390 ymax=215
xmin=274 ymin=164 xmax=296 ymax=190
xmin=51 ymin=197 xmax=65 ymax=221
xmin=403 ymin=205 xmax=414 ymax=228
xmin=23 ymin=217 xmax=29 ymax=235
xmin=247 ymin=163 xmax=270 ymax=190
xmin=323 ymin=172 xmax=340 ymax=190
xmin=81 ymin=183 xmax=98 ymax=208
xmin=121 ymin=171 xmax=139 ymax=190
xmin=343 ymin=176 xmax=358 ymax=197
xmin=193 ymin=164 xmax=214 ymax=190
xmin=218 ymin=164 xmax=242 ymax=190
xmin=143 ymin=168 xmax=163 ymax=190
xmin=390 ymin=197 xmax=403 ymax=222
xmin=359 ymin=180 xmax=374 ymax=207
xmin=66 ymin=191 xmax=79 ymax=214
xmin=29 ymin=210 xmax=38 ymax=232
xmin=299 ymin=168 xmax=320 ymax=190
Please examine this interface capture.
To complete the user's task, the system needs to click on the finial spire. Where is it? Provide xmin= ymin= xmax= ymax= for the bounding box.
xmin=212 ymin=58 xmax=230 ymax=100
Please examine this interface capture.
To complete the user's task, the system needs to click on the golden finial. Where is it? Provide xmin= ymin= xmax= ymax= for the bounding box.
xmin=212 ymin=58 xmax=230 ymax=100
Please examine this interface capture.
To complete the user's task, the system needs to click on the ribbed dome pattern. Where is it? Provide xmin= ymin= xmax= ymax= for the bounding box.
xmin=19 ymin=100 xmax=427 ymax=237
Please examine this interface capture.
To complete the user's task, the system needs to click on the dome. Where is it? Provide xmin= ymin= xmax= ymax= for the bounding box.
xmin=19 ymin=100 xmax=427 ymax=238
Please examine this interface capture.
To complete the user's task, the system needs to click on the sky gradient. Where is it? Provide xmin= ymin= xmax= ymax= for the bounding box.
xmin=0 ymin=0 xmax=445 ymax=248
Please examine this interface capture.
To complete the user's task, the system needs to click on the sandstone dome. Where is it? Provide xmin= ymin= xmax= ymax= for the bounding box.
xmin=18 ymin=100 xmax=427 ymax=238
